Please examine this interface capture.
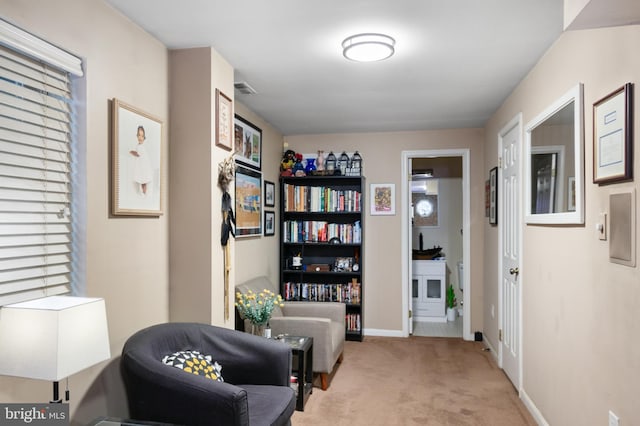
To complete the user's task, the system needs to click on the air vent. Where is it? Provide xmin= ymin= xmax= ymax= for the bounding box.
xmin=234 ymin=81 xmax=257 ymax=95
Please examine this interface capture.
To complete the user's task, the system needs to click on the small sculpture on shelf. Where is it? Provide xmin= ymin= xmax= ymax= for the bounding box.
xmin=316 ymin=150 xmax=325 ymax=171
xmin=293 ymin=153 xmax=306 ymax=176
xmin=325 ymin=151 xmax=337 ymax=174
xmin=338 ymin=151 xmax=350 ymax=175
xmin=280 ymin=149 xmax=296 ymax=176
xmin=349 ymin=151 xmax=363 ymax=176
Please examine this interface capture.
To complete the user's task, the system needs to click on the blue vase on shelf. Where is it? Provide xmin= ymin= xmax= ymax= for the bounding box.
xmin=305 ymin=158 xmax=317 ymax=174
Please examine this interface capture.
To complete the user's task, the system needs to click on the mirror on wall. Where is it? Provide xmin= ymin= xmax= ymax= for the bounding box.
xmin=525 ymin=83 xmax=584 ymax=224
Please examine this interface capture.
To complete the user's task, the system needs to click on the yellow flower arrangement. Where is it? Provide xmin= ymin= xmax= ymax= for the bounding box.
xmin=235 ymin=289 xmax=284 ymax=326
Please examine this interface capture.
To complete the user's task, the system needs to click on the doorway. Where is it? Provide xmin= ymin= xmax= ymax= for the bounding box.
xmin=401 ymin=150 xmax=471 ymax=340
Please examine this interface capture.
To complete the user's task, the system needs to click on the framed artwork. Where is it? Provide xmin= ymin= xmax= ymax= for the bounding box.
xmin=235 ymin=165 xmax=262 ymax=237
xmin=234 ymin=115 xmax=262 ymax=170
xmin=567 ymin=176 xmax=576 ymax=211
xmin=264 ymin=211 xmax=275 ymax=236
xmin=489 ymin=167 xmax=498 ymax=225
xmin=370 ymin=183 xmax=395 ymax=216
xmin=111 ymin=98 xmax=163 ymax=216
xmin=264 ymin=180 xmax=275 ymax=207
xmin=593 ymin=83 xmax=633 ymax=184
xmin=484 ymin=179 xmax=490 ymax=217
xmin=215 ymin=89 xmax=233 ymax=151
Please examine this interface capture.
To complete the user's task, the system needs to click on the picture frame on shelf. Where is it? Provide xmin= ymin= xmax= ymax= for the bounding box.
xmin=593 ymin=83 xmax=633 ymax=184
xmin=264 ymin=180 xmax=275 ymax=207
xmin=334 ymin=257 xmax=353 ymax=272
xmin=234 ymin=114 xmax=262 ymax=170
xmin=370 ymin=183 xmax=395 ymax=216
xmin=111 ymin=98 xmax=163 ymax=217
xmin=235 ymin=165 xmax=262 ymax=237
xmin=264 ymin=211 xmax=275 ymax=236
xmin=489 ymin=166 xmax=498 ymax=225
xmin=215 ymin=89 xmax=233 ymax=151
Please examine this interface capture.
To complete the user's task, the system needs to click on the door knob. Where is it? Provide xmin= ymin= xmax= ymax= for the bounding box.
xmin=509 ymin=267 xmax=519 ymax=276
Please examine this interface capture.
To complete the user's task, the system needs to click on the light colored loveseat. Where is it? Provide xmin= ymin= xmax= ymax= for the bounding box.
xmin=236 ymin=276 xmax=345 ymax=390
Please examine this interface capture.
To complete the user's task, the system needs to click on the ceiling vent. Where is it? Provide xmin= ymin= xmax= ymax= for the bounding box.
xmin=234 ymin=81 xmax=257 ymax=95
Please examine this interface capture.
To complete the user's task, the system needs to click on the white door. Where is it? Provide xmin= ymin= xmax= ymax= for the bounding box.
xmin=500 ymin=118 xmax=521 ymax=389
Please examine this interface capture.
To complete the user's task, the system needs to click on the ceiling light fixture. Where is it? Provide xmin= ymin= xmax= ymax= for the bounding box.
xmin=342 ymin=33 xmax=395 ymax=62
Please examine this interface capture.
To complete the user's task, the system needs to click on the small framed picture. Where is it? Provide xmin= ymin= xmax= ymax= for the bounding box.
xmin=234 ymin=115 xmax=262 ymax=170
xmin=334 ymin=257 xmax=353 ymax=272
xmin=489 ymin=167 xmax=498 ymax=225
xmin=111 ymin=98 xmax=163 ymax=216
xmin=215 ymin=89 xmax=233 ymax=151
xmin=264 ymin=211 xmax=275 ymax=236
xmin=264 ymin=180 xmax=275 ymax=207
xmin=593 ymin=83 xmax=633 ymax=184
xmin=370 ymin=183 xmax=395 ymax=216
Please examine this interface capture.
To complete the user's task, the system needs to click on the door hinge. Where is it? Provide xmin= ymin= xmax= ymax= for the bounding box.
xmin=498 ymin=157 xmax=502 ymax=168
xmin=499 ymin=329 xmax=503 ymax=341
xmin=409 ymin=310 xmax=412 ymax=318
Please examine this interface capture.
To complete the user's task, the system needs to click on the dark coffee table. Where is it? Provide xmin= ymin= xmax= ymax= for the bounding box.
xmin=279 ymin=335 xmax=313 ymax=411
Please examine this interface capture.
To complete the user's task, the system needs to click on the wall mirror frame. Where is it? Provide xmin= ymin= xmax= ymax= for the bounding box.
xmin=524 ymin=83 xmax=584 ymax=224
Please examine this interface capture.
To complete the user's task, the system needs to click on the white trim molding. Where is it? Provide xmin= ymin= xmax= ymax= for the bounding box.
xmin=0 ymin=18 xmax=83 ymax=76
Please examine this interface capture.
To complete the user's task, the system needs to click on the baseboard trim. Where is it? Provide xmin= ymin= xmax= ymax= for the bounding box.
xmin=521 ymin=388 xmax=549 ymax=426
xmin=483 ymin=336 xmax=500 ymax=365
xmin=363 ymin=328 xmax=404 ymax=337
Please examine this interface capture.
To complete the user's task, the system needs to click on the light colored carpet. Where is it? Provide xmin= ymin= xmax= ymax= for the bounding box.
xmin=292 ymin=336 xmax=535 ymax=426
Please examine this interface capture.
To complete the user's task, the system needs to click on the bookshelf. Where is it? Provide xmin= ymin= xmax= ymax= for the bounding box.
xmin=280 ymin=175 xmax=364 ymax=341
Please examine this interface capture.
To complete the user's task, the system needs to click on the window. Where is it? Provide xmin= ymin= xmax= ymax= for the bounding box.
xmin=0 ymin=20 xmax=83 ymax=305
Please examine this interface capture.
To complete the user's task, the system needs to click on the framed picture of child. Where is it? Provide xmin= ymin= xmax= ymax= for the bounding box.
xmin=111 ymin=98 xmax=164 ymax=216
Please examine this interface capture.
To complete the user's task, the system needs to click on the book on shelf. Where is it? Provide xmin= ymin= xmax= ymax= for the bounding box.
xmin=283 ymin=183 xmax=361 ymax=213
xmin=284 ymin=281 xmax=361 ymax=304
xmin=284 ymin=220 xmax=361 ymax=244
xmin=346 ymin=313 xmax=361 ymax=332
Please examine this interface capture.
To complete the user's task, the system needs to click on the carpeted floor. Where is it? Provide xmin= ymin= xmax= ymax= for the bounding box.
xmin=292 ymin=336 xmax=536 ymax=426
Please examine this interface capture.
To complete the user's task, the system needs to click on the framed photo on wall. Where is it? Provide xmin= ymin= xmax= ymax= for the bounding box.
xmin=489 ymin=166 xmax=498 ymax=225
xmin=370 ymin=183 xmax=395 ymax=216
xmin=111 ymin=98 xmax=163 ymax=216
xmin=234 ymin=115 xmax=262 ymax=170
xmin=215 ymin=89 xmax=233 ymax=151
xmin=235 ymin=165 xmax=262 ymax=237
xmin=264 ymin=180 xmax=275 ymax=207
xmin=593 ymin=83 xmax=633 ymax=184
xmin=264 ymin=211 xmax=275 ymax=236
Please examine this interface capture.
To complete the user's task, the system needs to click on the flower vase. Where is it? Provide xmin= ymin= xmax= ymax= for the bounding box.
xmin=305 ymin=158 xmax=317 ymax=174
xmin=251 ymin=323 xmax=271 ymax=338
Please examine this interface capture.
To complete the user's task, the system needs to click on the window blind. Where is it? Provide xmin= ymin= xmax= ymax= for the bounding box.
xmin=0 ymin=43 xmax=75 ymax=305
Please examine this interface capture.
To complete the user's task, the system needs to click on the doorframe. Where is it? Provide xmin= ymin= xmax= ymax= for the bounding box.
xmin=498 ymin=113 xmax=524 ymax=393
xmin=401 ymin=149 xmax=472 ymax=340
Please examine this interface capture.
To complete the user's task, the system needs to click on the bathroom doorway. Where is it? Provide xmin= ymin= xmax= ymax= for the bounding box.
xmin=401 ymin=150 xmax=471 ymax=340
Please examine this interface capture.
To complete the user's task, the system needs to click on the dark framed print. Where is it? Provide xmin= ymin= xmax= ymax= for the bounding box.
xmin=489 ymin=166 xmax=498 ymax=225
xmin=111 ymin=98 xmax=163 ymax=216
xmin=593 ymin=83 xmax=633 ymax=184
xmin=235 ymin=165 xmax=262 ymax=237
xmin=264 ymin=180 xmax=275 ymax=207
xmin=264 ymin=211 xmax=275 ymax=236
xmin=215 ymin=89 xmax=233 ymax=151
xmin=234 ymin=114 xmax=262 ymax=170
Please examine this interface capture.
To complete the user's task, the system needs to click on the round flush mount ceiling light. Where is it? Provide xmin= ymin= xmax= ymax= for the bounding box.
xmin=342 ymin=33 xmax=395 ymax=62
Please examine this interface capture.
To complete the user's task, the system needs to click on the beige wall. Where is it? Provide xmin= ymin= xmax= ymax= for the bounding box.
xmin=484 ymin=25 xmax=640 ymax=425
xmin=0 ymin=0 xmax=169 ymax=423
xmin=285 ymin=129 xmax=485 ymax=334
xmin=233 ymin=103 xmax=284 ymax=287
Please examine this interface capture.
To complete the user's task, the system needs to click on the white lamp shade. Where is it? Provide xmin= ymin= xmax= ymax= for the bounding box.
xmin=0 ymin=296 xmax=111 ymax=381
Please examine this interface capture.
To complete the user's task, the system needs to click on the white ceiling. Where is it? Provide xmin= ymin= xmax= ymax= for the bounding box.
xmin=103 ymin=0 xmax=564 ymax=136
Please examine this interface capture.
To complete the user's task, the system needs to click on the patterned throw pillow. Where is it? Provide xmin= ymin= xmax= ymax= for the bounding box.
xmin=162 ymin=350 xmax=223 ymax=382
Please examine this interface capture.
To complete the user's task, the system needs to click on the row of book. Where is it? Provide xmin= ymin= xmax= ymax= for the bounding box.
xmin=346 ymin=314 xmax=361 ymax=332
xmin=283 ymin=281 xmax=361 ymax=305
xmin=283 ymin=184 xmax=361 ymax=213
xmin=283 ymin=220 xmax=361 ymax=244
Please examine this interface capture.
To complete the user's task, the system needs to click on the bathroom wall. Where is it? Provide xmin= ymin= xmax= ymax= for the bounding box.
xmin=412 ymin=177 xmax=463 ymax=301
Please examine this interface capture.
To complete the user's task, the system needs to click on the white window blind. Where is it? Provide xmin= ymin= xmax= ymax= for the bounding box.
xmin=0 ymin=28 xmax=79 ymax=305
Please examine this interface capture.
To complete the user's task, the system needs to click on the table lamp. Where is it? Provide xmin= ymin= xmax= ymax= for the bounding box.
xmin=0 ymin=296 xmax=111 ymax=403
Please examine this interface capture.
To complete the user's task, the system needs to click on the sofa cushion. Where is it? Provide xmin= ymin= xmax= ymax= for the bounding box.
xmin=162 ymin=350 xmax=224 ymax=382
xmin=241 ymin=384 xmax=295 ymax=426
